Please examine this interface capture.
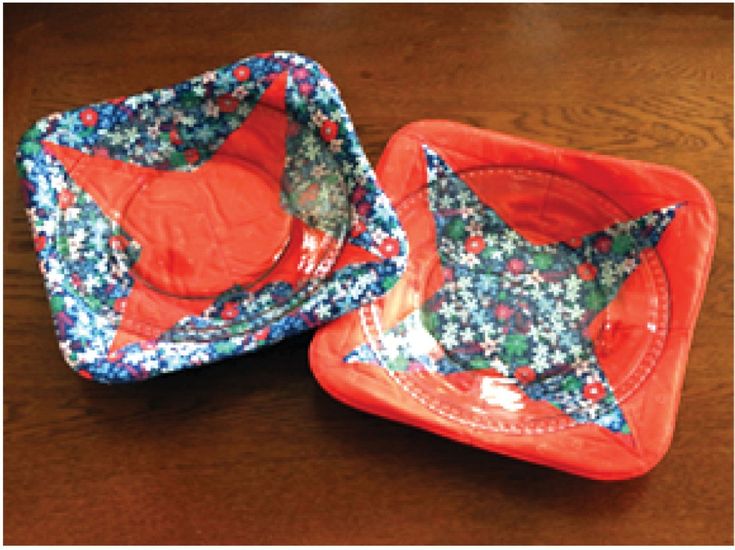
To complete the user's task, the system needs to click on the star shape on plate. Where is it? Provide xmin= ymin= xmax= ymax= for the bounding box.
xmin=42 ymin=72 xmax=379 ymax=354
xmin=346 ymin=146 xmax=679 ymax=433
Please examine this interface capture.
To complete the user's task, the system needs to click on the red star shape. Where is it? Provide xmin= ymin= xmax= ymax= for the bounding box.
xmin=43 ymin=73 xmax=379 ymax=353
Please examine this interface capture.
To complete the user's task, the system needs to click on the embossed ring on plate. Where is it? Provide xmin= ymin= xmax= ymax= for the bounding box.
xmin=309 ymin=120 xmax=716 ymax=480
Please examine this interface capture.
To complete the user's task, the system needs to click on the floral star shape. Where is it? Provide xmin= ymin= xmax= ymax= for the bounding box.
xmin=346 ymin=146 xmax=679 ymax=434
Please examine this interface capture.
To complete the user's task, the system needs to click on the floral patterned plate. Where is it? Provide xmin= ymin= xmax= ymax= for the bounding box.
xmin=16 ymin=52 xmax=407 ymax=383
xmin=309 ymin=120 xmax=716 ymax=480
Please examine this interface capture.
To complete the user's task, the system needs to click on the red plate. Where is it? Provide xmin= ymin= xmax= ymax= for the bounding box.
xmin=309 ymin=120 xmax=717 ymax=480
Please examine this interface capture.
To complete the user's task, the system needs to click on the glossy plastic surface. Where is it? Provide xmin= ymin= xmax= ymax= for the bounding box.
xmin=310 ymin=120 xmax=717 ymax=480
xmin=17 ymin=52 xmax=408 ymax=382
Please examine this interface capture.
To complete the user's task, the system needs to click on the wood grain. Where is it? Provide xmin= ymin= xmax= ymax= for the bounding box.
xmin=4 ymin=4 xmax=732 ymax=545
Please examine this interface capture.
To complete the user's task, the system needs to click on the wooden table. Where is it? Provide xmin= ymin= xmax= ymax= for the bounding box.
xmin=4 ymin=4 xmax=732 ymax=544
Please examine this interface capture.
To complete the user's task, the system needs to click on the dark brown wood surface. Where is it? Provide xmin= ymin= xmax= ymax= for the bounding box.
xmin=4 ymin=4 xmax=733 ymax=545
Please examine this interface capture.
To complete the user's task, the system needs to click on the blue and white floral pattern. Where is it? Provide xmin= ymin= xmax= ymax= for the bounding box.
xmin=346 ymin=146 xmax=678 ymax=433
xmin=17 ymin=51 xmax=408 ymax=383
